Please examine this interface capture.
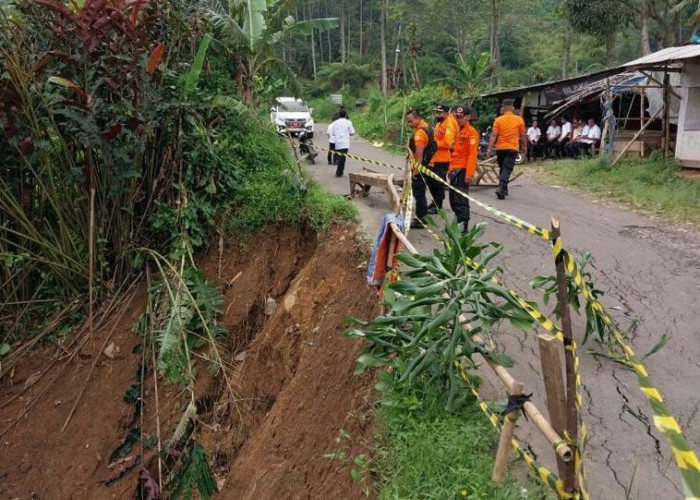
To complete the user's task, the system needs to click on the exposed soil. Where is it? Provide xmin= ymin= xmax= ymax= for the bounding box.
xmin=0 ymin=224 xmax=379 ymax=499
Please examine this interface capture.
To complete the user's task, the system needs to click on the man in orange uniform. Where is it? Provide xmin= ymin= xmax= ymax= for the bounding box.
xmin=405 ymin=109 xmax=436 ymax=228
xmin=486 ymin=98 xmax=526 ymax=200
xmin=448 ymin=105 xmax=479 ymax=233
xmin=427 ymin=103 xmax=458 ymax=214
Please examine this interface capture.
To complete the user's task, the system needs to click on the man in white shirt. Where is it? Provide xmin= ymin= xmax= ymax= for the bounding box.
xmin=545 ymin=119 xmax=560 ymax=158
xmin=526 ymin=118 xmax=542 ymax=161
xmin=326 ymin=110 xmax=341 ymax=165
xmin=577 ymin=118 xmax=601 ymax=158
xmin=566 ymin=119 xmax=584 ymax=158
xmin=556 ymin=116 xmax=572 ymax=158
xmin=332 ymin=108 xmax=355 ymax=177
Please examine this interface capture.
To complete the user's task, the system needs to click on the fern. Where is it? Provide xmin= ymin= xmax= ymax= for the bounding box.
xmin=168 ymin=442 xmax=218 ymax=500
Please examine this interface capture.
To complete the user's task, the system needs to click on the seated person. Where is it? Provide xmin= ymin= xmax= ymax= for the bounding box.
xmin=526 ymin=118 xmax=542 ymax=161
xmin=577 ymin=118 xmax=601 ymax=157
xmin=545 ymin=118 xmax=560 ymax=158
xmin=556 ymin=116 xmax=572 ymax=158
xmin=566 ymin=119 xmax=584 ymax=158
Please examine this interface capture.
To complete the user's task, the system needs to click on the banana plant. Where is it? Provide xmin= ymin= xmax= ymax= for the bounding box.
xmin=206 ymin=0 xmax=336 ymax=104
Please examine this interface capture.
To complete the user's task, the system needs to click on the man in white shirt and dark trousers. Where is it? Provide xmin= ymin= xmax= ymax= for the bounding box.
xmin=326 ymin=110 xmax=341 ymax=165
xmin=526 ymin=118 xmax=542 ymax=161
xmin=576 ymin=118 xmax=601 ymax=158
xmin=545 ymin=119 xmax=560 ymax=158
xmin=332 ymin=109 xmax=355 ymax=177
xmin=555 ymin=116 xmax=572 ymax=158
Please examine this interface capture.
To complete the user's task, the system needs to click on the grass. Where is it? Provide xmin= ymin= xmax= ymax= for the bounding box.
xmin=223 ymin=122 xmax=357 ymax=236
xmin=373 ymin=381 xmax=551 ymax=500
xmin=530 ymin=152 xmax=700 ymax=228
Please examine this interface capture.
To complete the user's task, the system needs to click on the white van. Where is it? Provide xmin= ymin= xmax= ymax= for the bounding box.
xmin=270 ymin=97 xmax=315 ymax=137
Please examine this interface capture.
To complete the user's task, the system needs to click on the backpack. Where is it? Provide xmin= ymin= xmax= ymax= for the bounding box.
xmin=409 ymin=126 xmax=438 ymax=166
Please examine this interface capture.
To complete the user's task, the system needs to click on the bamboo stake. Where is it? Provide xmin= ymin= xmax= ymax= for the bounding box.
xmin=600 ymin=79 xmax=611 ymax=156
xmin=492 ymin=380 xmax=524 ymax=483
xmin=663 ymin=72 xmax=671 ymax=160
xmin=389 ymin=223 xmax=417 ymax=254
xmin=550 ymin=218 xmax=577 ymax=493
xmin=471 ymin=332 xmax=573 ymax=463
xmin=538 ymin=334 xmax=572 ymax=482
xmin=640 ymin=87 xmax=646 ymax=158
xmin=88 ymin=187 xmax=95 ymax=338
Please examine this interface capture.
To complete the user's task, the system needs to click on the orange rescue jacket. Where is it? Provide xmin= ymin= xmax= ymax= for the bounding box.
xmin=449 ymin=123 xmax=479 ymax=178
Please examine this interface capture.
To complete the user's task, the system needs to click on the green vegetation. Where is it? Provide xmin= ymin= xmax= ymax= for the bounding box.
xmin=0 ymin=0 xmax=354 ymax=349
xmin=531 ymin=153 xmax=700 ymax=227
xmin=348 ymin=217 xmax=573 ymax=497
xmin=375 ymin=381 xmax=548 ymax=500
xmin=0 ymin=1 xmax=354 ymax=496
xmin=221 ymin=120 xmax=356 ymax=235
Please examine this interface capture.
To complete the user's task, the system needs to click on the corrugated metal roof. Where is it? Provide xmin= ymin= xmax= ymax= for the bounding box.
xmin=623 ymin=45 xmax=700 ymax=68
xmin=481 ymin=67 xmax=621 ymax=99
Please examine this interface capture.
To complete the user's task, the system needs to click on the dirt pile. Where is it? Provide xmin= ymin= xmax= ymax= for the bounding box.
xmin=0 ymin=225 xmax=379 ymax=500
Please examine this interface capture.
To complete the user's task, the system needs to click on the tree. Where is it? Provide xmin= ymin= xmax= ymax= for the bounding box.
xmin=207 ymin=0 xmax=336 ymax=104
xmin=565 ymin=0 xmax=630 ymax=65
xmin=490 ymin=0 xmax=501 ymax=86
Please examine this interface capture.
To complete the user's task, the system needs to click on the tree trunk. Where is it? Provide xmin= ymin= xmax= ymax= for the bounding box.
xmin=490 ymin=0 xmax=501 ymax=86
xmin=641 ymin=0 xmax=652 ymax=55
xmin=380 ymin=0 xmax=387 ymax=94
xmin=605 ymin=31 xmax=617 ymax=66
xmin=458 ymin=27 xmax=465 ymax=58
xmin=359 ymin=0 xmax=363 ymax=59
xmin=562 ymin=27 xmax=571 ymax=78
xmin=346 ymin=1 xmax=351 ymax=59
xmin=340 ymin=5 xmax=346 ymax=64
xmin=309 ymin=2 xmax=317 ymax=79
xmin=325 ymin=0 xmax=332 ymax=62
xmin=393 ymin=24 xmax=403 ymax=91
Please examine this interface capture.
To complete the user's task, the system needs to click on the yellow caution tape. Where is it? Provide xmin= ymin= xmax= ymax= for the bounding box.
xmin=327 ymin=140 xmax=700 ymax=499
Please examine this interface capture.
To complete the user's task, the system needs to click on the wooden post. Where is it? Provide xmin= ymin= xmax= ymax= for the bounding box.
xmin=640 ymin=87 xmax=646 ymax=158
xmin=538 ymin=334 xmax=574 ymax=489
xmin=600 ymin=79 xmax=611 ymax=156
xmin=551 ymin=218 xmax=577 ymax=495
xmin=492 ymin=381 xmax=524 ymax=484
xmin=663 ymin=72 xmax=671 ymax=160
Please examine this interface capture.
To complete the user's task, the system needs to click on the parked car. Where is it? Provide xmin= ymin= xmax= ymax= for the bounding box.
xmin=270 ymin=97 xmax=314 ymax=137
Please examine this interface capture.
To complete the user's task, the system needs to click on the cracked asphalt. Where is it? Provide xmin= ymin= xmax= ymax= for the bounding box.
xmin=305 ymin=124 xmax=700 ymax=500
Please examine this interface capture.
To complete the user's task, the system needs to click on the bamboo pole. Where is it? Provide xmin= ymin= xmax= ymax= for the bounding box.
xmin=88 ymin=187 xmax=95 ymax=338
xmin=538 ymin=334 xmax=573 ymax=483
xmin=612 ymin=106 xmax=663 ymax=166
xmin=640 ymin=87 xmax=646 ymax=158
xmin=389 ymin=223 xmax=417 ymax=254
xmin=492 ymin=380 xmax=524 ymax=483
xmin=550 ymin=218 xmax=577 ymax=494
xmin=387 ymin=173 xmax=401 ymax=214
xmin=663 ymin=72 xmax=671 ymax=160
xmin=471 ymin=332 xmax=573 ymax=463
xmin=600 ymin=79 xmax=611 ymax=156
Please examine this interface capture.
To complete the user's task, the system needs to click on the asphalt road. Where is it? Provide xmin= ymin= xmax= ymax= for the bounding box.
xmin=305 ymin=124 xmax=700 ymax=500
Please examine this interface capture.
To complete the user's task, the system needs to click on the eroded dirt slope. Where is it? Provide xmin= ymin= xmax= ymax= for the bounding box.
xmin=0 ymin=224 xmax=378 ymax=500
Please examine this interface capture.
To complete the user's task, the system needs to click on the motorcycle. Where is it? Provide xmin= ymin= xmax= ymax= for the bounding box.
xmin=478 ymin=126 xmax=525 ymax=165
xmin=297 ymin=129 xmax=317 ymax=164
